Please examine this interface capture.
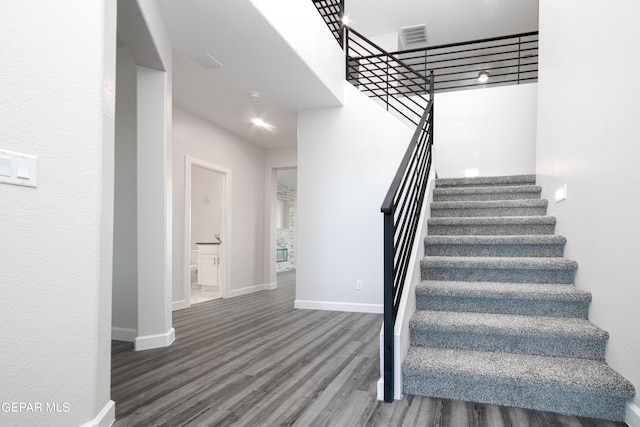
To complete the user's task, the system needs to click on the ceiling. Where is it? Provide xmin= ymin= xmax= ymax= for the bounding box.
xmin=157 ymin=0 xmax=538 ymax=150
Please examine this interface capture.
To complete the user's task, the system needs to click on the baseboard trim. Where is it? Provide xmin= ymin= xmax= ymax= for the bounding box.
xmin=376 ymin=377 xmax=384 ymax=401
xmin=294 ymin=299 xmax=383 ymax=314
xmin=134 ymin=327 xmax=175 ymax=351
xmin=627 ymin=402 xmax=640 ymax=427
xmin=228 ymin=283 xmax=277 ymax=298
xmin=111 ymin=327 xmax=137 ymax=342
xmin=79 ymin=399 xmax=115 ymax=427
xmin=172 ymin=299 xmax=190 ymax=311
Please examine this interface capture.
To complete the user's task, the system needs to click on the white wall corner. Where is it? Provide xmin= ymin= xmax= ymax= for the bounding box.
xmin=627 ymin=402 xmax=640 ymax=427
xmin=294 ymin=300 xmax=383 ymax=314
xmin=111 ymin=327 xmax=137 ymax=343
xmin=264 ymin=282 xmax=278 ymax=291
xmin=134 ymin=327 xmax=176 ymax=351
xmin=78 ymin=400 xmax=115 ymax=427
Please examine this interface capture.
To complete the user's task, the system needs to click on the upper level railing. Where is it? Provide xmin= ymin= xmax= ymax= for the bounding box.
xmin=311 ymin=0 xmax=344 ymax=47
xmin=389 ymin=31 xmax=538 ymax=92
xmin=346 ymin=26 xmax=431 ymax=126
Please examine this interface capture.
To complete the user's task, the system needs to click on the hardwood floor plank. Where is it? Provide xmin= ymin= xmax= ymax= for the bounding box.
xmin=111 ymin=271 xmax=628 ymax=427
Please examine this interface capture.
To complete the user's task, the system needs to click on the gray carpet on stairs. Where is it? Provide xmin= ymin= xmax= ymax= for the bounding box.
xmin=402 ymin=174 xmax=635 ymax=422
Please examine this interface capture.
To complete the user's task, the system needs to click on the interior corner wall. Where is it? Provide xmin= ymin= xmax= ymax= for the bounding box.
xmin=296 ymin=82 xmax=413 ymax=312
xmin=0 ymin=1 xmax=116 ymax=426
xmin=113 ymin=44 xmax=138 ymax=339
xmin=434 ymin=83 xmax=538 ymax=178
xmin=172 ymin=107 xmax=267 ymax=303
xmin=536 ymin=0 xmax=640 ymax=418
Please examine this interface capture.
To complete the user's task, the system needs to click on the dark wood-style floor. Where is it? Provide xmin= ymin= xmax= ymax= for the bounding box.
xmin=111 ymin=271 xmax=626 ymax=427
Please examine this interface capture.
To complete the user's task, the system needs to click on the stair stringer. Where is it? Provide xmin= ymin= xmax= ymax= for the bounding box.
xmin=377 ymin=168 xmax=436 ymax=401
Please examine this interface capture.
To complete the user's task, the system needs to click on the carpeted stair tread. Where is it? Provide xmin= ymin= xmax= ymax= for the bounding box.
xmin=424 ymin=235 xmax=566 ymax=257
xmin=422 ymin=256 xmax=577 ymax=284
xmin=402 ymin=346 xmax=635 ymax=420
xmin=433 ymin=185 xmax=542 ymax=202
xmin=416 ymin=281 xmax=591 ymax=318
xmin=427 ymin=215 xmax=557 ymax=236
xmin=425 ymin=235 xmax=566 ymax=245
xmin=435 ymin=174 xmax=537 ymax=188
xmin=409 ymin=310 xmax=607 ymax=359
xmin=428 ymin=216 xmax=556 ymax=226
xmin=422 ymin=256 xmax=578 ymax=270
xmin=431 ymin=199 xmax=548 ymax=219
xmin=417 ymin=280 xmax=591 ymax=302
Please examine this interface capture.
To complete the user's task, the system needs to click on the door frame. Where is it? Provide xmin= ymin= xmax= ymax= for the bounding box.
xmin=182 ymin=155 xmax=232 ymax=307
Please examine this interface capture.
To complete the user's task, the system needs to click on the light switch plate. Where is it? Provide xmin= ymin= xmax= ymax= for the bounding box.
xmin=0 ymin=149 xmax=38 ymax=188
xmin=555 ymin=184 xmax=567 ymax=203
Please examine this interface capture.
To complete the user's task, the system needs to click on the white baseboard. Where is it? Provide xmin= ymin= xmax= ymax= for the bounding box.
xmin=627 ymin=402 xmax=640 ymax=427
xmin=79 ymin=400 xmax=115 ymax=427
xmin=228 ymin=283 xmax=277 ymax=298
xmin=376 ymin=377 xmax=384 ymax=401
xmin=134 ymin=327 xmax=175 ymax=351
xmin=111 ymin=327 xmax=137 ymax=342
xmin=172 ymin=299 xmax=190 ymax=311
xmin=294 ymin=299 xmax=383 ymax=314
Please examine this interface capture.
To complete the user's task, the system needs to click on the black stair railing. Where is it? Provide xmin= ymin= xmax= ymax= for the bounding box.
xmin=380 ymin=71 xmax=434 ymax=402
xmin=390 ymin=31 xmax=538 ymax=92
xmin=345 ymin=26 xmax=430 ymax=126
xmin=311 ymin=0 xmax=344 ymax=47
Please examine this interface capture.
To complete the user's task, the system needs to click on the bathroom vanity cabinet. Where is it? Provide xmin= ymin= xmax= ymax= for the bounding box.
xmin=196 ymin=242 xmax=220 ymax=286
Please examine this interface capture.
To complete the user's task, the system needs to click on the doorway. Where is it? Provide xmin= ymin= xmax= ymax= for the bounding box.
xmin=184 ymin=156 xmax=231 ymax=306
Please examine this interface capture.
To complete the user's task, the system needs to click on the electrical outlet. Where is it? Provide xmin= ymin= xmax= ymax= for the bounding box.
xmin=356 ymin=280 xmax=363 ymax=290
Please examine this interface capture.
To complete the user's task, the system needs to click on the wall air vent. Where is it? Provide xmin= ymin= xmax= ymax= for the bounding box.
xmin=190 ymin=53 xmax=224 ymax=69
xmin=399 ymin=24 xmax=428 ymax=49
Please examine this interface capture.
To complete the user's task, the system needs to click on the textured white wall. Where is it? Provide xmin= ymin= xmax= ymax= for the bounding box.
xmin=113 ymin=45 xmax=138 ymax=339
xmin=296 ymin=82 xmax=413 ymax=312
xmin=172 ymin=108 xmax=267 ymax=303
xmin=0 ymin=1 xmax=116 ymax=426
xmin=435 ymin=83 xmax=538 ymax=178
xmin=536 ymin=1 xmax=640 ymax=422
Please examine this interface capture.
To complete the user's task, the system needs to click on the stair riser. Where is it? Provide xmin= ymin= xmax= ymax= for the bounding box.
xmin=427 ymin=224 xmax=556 ymax=236
xmin=424 ymin=244 xmax=565 ymax=257
xmin=422 ymin=267 xmax=576 ymax=284
xmin=409 ymin=330 xmax=606 ymax=360
xmin=402 ymin=373 xmax=628 ymax=422
xmin=416 ymin=296 xmax=589 ymax=318
xmin=431 ymin=206 xmax=547 ymax=217
xmin=433 ymin=192 xmax=541 ymax=202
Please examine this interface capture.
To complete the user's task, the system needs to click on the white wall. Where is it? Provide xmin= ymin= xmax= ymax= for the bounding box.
xmin=112 ymin=45 xmax=139 ymax=341
xmin=435 ymin=83 xmax=538 ymax=178
xmin=536 ymin=1 xmax=640 ymax=422
xmin=172 ymin=108 xmax=267 ymax=303
xmin=249 ymin=0 xmax=344 ymax=105
xmin=0 ymin=1 xmax=116 ymax=426
xmin=191 ymin=166 xmax=223 ymax=249
xmin=296 ymin=82 xmax=414 ymax=312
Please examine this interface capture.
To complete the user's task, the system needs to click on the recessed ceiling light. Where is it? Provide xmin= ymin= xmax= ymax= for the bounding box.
xmin=478 ymin=70 xmax=490 ymax=83
xmin=251 ymin=118 xmax=275 ymax=131
xmin=342 ymin=15 xmax=350 ymax=25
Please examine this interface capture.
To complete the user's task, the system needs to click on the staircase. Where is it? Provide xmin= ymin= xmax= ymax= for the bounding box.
xmin=403 ymin=174 xmax=635 ymax=421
